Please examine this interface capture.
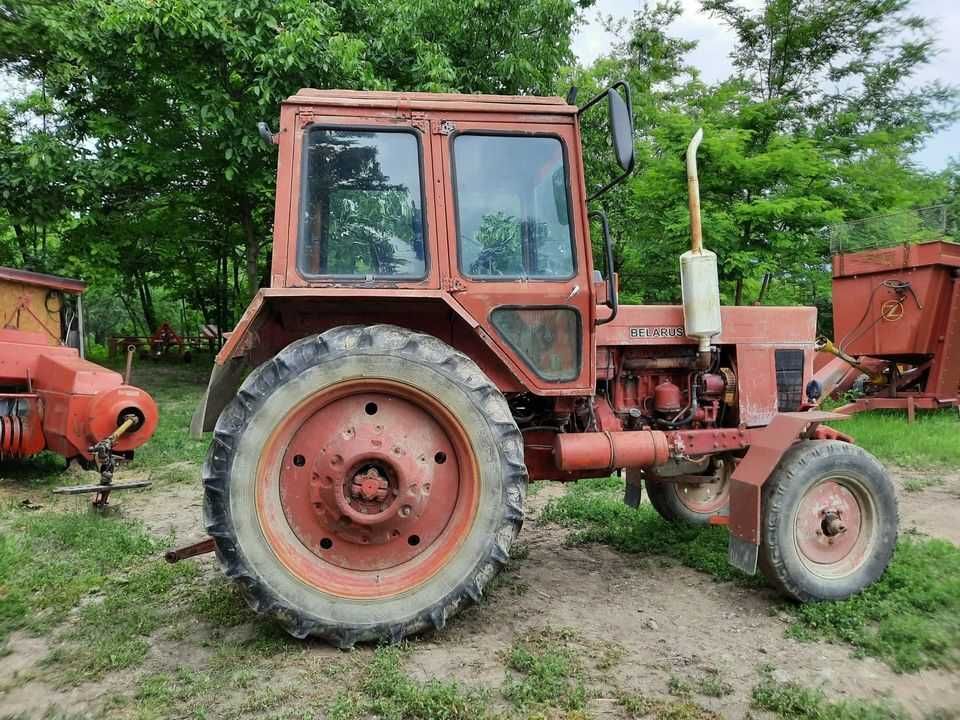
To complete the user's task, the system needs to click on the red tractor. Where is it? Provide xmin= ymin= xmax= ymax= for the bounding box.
xmin=184 ymin=85 xmax=897 ymax=646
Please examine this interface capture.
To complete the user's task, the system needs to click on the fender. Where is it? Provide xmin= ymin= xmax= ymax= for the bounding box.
xmin=191 ymin=287 xmax=540 ymax=436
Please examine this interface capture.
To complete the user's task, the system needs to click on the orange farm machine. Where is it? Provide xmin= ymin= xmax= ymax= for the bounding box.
xmin=812 ymin=218 xmax=960 ymax=421
xmin=0 ymin=267 xmax=159 ymax=505
xmin=167 ymin=85 xmax=900 ymax=647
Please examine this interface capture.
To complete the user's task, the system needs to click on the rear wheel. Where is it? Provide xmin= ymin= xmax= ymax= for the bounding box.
xmin=203 ymin=325 xmax=526 ymax=646
xmin=759 ymin=440 xmax=897 ymax=601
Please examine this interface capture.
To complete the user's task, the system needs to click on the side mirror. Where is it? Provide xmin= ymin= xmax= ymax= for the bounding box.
xmin=578 ymin=81 xmax=636 ymax=201
xmin=608 ymin=89 xmax=634 ymax=171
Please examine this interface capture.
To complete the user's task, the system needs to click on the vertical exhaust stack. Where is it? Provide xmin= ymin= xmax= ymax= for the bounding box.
xmin=680 ymin=128 xmax=722 ymax=368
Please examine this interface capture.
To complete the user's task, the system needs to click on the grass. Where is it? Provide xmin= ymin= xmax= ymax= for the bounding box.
xmin=540 ymin=476 xmax=754 ymax=584
xmin=828 ymin=409 xmax=960 ymax=469
xmin=617 ymin=690 xmax=720 ymax=720
xmin=327 ymin=645 xmax=489 ymax=720
xmin=752 ymin=669 xmax=906 ymax=719
xmin=501 ymin=628 xmax=587 ymax=712
xmin=129 ymin=628 xmax=300 ymax=719
xmin=0 ymin=504 xmax=201 ymax=683
xmin=123 ymin=361 xmax=211 ymax=473
xmin=788 ymin=537 xmax=960 ymax=672
xmin=542 ymin=476 xmax=960 ymax=672
xmin=0 ymin=508 xmax=159 ymax=642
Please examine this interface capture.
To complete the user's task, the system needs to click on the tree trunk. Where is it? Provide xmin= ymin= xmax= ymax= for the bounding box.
xmin=12 ymin=224 xmax=32 ymax=268
xmin=135 ymin=271 xmax=158 ymax=331
xmin=756 ymin=272 xmax=772 ymax=305
xmin=734 ymin=277 xmax=744 ymax=306
xmin=240 ymin=199 xmax=259 ymax=297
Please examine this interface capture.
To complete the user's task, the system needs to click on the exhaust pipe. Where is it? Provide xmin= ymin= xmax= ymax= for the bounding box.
xmin=679 ymin=128 xmax=721 ymax=368
xmin=687 ymin=128 xmax=704 ymax=254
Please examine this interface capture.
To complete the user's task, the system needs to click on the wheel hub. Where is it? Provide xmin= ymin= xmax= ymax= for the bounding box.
xmin=277 ymin=387 xmax=466 ymax=573
xmin=795 ymin=480 xmax=864 ymax=566
xmin=349 ymin=465 xmax=392 ymax=507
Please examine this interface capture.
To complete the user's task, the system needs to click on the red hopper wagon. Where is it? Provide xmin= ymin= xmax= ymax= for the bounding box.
xmin=0 ymin=267 xmax=159 ymax=505
xmin=811 ymin=213 xmax=960 ymax=420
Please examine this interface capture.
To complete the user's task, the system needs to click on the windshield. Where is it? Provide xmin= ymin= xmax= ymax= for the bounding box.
xmin=298 ymin=128 xmax=426 ymax=279
xmin=453 ymin=134 xmax=575 ymax=280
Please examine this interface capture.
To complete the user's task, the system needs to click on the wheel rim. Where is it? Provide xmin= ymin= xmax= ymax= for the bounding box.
xmin=255 ymin=378 xmax=479 ymax=599
xmin=794 ymin=475 xmax=875 ymax=579
xmin=673 ymin=476 xmax=729 ymax=514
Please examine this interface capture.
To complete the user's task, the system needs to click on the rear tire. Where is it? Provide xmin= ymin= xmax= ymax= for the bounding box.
xmin=203 ymin=325 xmax=526 ymax=646
xmin=759 ymin=440 xmax=897 ymax=602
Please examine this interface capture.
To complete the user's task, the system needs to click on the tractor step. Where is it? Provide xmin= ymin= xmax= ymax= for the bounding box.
xmin=53 ymin=480 xmax=152 ymax=495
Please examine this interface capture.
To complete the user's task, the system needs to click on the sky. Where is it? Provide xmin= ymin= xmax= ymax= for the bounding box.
xmin=572 ymin=0 xmax=960 ymax=171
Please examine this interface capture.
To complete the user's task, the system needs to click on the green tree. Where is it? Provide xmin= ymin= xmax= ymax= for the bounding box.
xmin=574 ymin=0 xmax=955 ymax=307
xmin=0 ymin=0 xmax=587 ymax=335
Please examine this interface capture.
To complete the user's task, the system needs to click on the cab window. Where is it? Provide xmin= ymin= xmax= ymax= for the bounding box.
xmin=298 ymin=127 xmax=426 ymax=279
xmin=453 ymin=134 xmax=575 ymax=280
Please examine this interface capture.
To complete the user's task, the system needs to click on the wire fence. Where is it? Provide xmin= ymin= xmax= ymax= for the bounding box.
xmin=829 ymin=204 xmax=953 ymax=255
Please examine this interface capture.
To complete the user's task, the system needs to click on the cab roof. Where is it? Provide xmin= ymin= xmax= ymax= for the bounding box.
xmin=285 ymin=88 xmax=578 ymax=116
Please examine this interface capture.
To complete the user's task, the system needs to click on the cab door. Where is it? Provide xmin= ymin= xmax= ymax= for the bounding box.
xmin=437 ymin=121 xmax=595 ymax=395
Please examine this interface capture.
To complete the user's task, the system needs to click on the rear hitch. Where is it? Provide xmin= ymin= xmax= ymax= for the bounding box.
xmin=53 ymin=413 xmax=151 ymax=507
xmin=165 ymin=537 xmax=216 ymax=563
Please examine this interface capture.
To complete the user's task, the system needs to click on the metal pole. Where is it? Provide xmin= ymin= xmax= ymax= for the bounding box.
xmin=77 ymin=294 xmax=86 ymax=359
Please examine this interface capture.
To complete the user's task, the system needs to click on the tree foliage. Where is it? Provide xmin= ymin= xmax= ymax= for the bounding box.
xmin=576 ymin=0 xmax=956 ymax=313
xmin=0 ymin=0 xmax=956 ymax=343
xmin=0 ymin=0 xmax=583 ymax=337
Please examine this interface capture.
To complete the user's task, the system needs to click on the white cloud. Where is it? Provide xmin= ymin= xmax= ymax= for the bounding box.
xmin=573 ymin=0 xmax=959 ymax=171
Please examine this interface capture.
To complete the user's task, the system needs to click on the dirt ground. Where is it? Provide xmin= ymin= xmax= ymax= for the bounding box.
xmin=2 ymin=466 xmax=959 ymax=719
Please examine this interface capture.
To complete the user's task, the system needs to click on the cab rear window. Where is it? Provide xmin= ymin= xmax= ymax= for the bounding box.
xmin=298 ymin=128 xmax=427 ymax=279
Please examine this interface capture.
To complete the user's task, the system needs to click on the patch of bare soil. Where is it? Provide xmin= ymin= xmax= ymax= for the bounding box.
xmin=0 ymin=632 xmax=132 ymax=719
xmin=4 ymin=467 xmax=959 ymax=719
xmin=411 ymin=482 xmax=960 ymax=719
xmin=892 ymin=466 xmax=960 ymax=545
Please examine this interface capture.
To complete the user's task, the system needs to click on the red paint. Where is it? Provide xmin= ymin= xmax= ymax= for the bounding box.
xmin=554 ymin=430 xmax=670 ymax=472
xmin=199 ymin=88 xmax=844 ymax=574
xmin=257 ymin=378 xmax=479 ymax=599
xmin=827 ymin=240 xmax=960 ymax=415
xmin=0 ymin=268 xmax=158 ymax=461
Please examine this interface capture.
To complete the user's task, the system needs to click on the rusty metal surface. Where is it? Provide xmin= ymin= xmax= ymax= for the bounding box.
xmin=53 ymin=479 xmax=151 ymax=495
xmin=278 ymin=383 xmax=464 ymax=572
xmin=164 ymin=537 xmax=216 ymax=563
xmin=0 ymin=322 xmax=158 ymax=462
xmin=795 ymin=481 xmax=862 ymax=566
xmin=255 ymin=377 xmax=480 ymax=599
xmin=728 ymin=411 xmax=848 ymax=547
xmin=0 ymin=266 xmax=87 ymax=294
xmin=554 ymin=430 xmax=670 ymax=472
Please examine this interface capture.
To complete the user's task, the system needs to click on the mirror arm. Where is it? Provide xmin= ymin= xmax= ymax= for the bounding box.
xmin=590 ymin=210 xmax=618 ymax=326
xmin=578 ymin=80 xmax=636 ymax=202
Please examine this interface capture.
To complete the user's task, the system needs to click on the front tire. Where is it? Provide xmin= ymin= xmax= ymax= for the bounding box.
xmin=759 ymin=440 xmax=897 ymax=602
xmin=635 ymin=457 xmax=730 ymax=525
xmin=203 ymin=325 xmax=526 ymax=646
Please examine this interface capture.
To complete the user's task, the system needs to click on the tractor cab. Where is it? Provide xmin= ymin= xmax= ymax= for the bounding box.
xmin=223 ymin=88 xmax=631 ymax=399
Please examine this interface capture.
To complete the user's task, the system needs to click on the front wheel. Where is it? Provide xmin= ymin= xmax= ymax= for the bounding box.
xmin=203 ymin=325 xmax=526 ymax=646
xmin=635 ymin=457 xmax=730 ymax=525
xmin=759 ymin=440 xmax=897 ymax=602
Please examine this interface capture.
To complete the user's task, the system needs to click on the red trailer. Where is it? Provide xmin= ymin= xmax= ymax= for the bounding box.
xmin=0 ymin=267 xmax=159 ymax=504
xmin=812 ymin=232 xmax=960 ymax=420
